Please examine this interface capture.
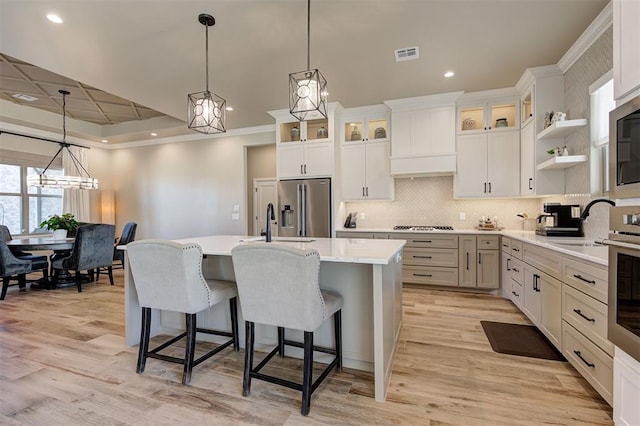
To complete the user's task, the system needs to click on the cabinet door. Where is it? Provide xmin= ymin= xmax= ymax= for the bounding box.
xmin=501 ymin=251 xmax=512 ymax=298
xmin=425 ymin=107 xmax=456 ymax=154
xmin=455 ymin=133 xmax=487 ymax=197
xmin=341 ymin=144 xmax=366 ymax=200
xmin=390 ymin=111 xmax=412 ymax=156
xmin=277 ymin=144 xmax=304 ymax=178
xmin=458 ymin=235 xmax=477 ymax=287
xmin=477 ymin=249 xmax=499 ymax=289
xmin=303 ymin=142 xmax=333 ymax=177
xmin=614 ymin=0 xmax=640 ymax=99
xmin=522 ymin=265 xmax=541 ymax=325
xmin=364 ymin=141 xmax=392 ymax=199
xmin=540 ymin=272 xmax=562 ymax=349
xmin=487 ymin=131 xmax=520 ymax=197
xmin=520 ymin=121 xmax=535 ymax=195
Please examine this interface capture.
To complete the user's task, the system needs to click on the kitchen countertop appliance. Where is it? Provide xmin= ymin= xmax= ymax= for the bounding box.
xmin=604 ymin=205 xmax=640 ymax=363
xmin=278 ymin=178 xmax=331 ymax=238
xmin=535 ymin=203 xmax=583 ymax=237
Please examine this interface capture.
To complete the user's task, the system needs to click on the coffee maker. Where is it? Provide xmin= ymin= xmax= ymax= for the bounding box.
xmin=535 ymin=203 xmax=584 ymax=237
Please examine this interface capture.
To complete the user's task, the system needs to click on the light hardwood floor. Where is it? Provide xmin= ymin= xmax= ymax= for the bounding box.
xmin=0 ymin=271 xmax=613 ymax=425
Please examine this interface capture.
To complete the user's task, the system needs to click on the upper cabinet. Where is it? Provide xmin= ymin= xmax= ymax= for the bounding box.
xmin=521 ymin=87 xmax=534 ymax=127
xmin=613 ymin=0 xmax=640 ymax=100
xmin=384 ymin=91 xmax=462 ymax=176
xmin=457 ymin=97 xmax=519 ymax=134
xmin=269 ymin=103 xmax=342 ymax=179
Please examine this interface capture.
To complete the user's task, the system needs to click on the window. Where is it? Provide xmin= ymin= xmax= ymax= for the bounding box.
xmin=0 ymin=163 xmax=63 ymax=235
xmin=589 ymin=70 xmax=614 ymax=194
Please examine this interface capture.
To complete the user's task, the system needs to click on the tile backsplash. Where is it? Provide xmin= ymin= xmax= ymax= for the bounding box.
xmin=345 ymin=176 xmax=611 ymax=239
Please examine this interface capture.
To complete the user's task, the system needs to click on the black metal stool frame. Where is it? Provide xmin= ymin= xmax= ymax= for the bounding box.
xmin=136 ymin=297 xmax=240 ymax=384
xmin=243 ymin=309 xmax=343 ymax=416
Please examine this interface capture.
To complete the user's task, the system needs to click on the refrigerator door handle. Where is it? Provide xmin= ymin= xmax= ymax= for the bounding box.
xmin=297 ymin=183 xmax=303 ymax=236
xmin=301 ymin=183 xmax=307 ymax=236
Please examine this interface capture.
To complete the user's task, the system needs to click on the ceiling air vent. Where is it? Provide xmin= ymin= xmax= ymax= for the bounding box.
xmin=12 ymin=93 xmax=38 ymax=102
xmin=394 ymin=46 xmax=419 ymax=62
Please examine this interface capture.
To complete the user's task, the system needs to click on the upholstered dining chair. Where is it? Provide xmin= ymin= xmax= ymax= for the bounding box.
xmin=126 ymin=239 xmax=239 ymax=385
xmin=231 ymin=243 xmax=343 ymax=416
xmin=0 ymin=225 xmax=49 ymax=288
xmin=51 ymin=223 xmax=115 ymax=292
xmin=1 ymin=240 xmax=34 ymax=300
xmin=96 ymin=221 xmax=137 ymax=281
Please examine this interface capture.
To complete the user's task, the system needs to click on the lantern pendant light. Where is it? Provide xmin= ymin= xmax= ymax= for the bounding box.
xmin=289 ymin=0 xmax=328 ymax=121
xmin=187 ymin=13 xmax=226 ymax=134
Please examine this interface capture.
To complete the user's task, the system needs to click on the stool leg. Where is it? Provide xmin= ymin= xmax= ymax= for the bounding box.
xmin=278 ymin=327 xmax=285 ymax=357
xmin=1 ymin=277 xmax=10 ymax=300
xmin=335 ymin=310 xmax=343 ymax=372
xmin=229 ymin=297 xmax=239 ymax=351
xmin=243 ymin=321 xmax=254 ymax=397
xmin=42 ymin=268 xmax=50 ymax=290
xmin=183 ymin=313 xmax=197 ymax=385
xmin=301 ymin=331 xmax=314 ymax=416
xmin=137 ymin=307 xmax=151 ymax=374
xmin=107 ymin=266 xmax=114 ymax=286
xmin=75 ymin=270 xmax=82 ymax=293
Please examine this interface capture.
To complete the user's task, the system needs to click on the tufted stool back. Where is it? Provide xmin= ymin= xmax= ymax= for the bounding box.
xmin=127 ymin=240 xmax=212 ymax=314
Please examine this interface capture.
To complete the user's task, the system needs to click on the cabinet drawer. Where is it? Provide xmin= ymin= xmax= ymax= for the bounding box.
xmin=389 ymin=233 xmax=458 ymax=249
xmin=522 ymin=243 xmax=561 ymax=279
xmin=562 ymin=284 xmax=613 ymax=356
xmin=510 ymin=239 xmax=523 ymax=259
xmin=404 ymin=248 xmax=458 ymax=267
xmin=403 ymin=265 xmax=459 ymax=287
xmin=509 ymin=258 xmax=524 ymax=284
xmin=562 ymin=322 xmax=613 ymax=405
xmin=562 ymin=257 xmax=608 ymax=304
xmin=477 ymin=235 xmax=499 ymax=249
xmin=336 ymin=232 xmax=374 ymax=239
xmin=510 ymin=279 xmax=524 ymax=308
xmin=501 ymin=237 xmax=511 ymax=252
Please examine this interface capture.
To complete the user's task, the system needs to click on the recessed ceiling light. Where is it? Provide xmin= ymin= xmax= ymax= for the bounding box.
xmin=444 ymin=71 xmax=455 ymax=78
xmin=150 ymin=133 xmax=158 ymax=137
xmin=101 ymin=139 xmax=108 ymax=143
xmin=47 ymin=14 xmax=63 ymax=24
xmin=13 ymin=93 xmax=38 ymax=102
xmin=225 ymin=106 xmax=233 ymax=111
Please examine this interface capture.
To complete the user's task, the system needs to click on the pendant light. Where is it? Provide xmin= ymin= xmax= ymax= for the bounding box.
xmin=289 ymin=0 xmax=328 ymax=121
xmin=187 ymin=13 xmax=226 ymax=134
xmin=26 ymin=89 xmax=99 ymax=190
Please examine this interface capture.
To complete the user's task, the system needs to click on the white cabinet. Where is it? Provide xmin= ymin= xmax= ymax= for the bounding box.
xmin=341 ymin=141 xmax=392 ymax=200
xmin=539 ymin=271 xmax=562 ymax=348
xmin=522 ymin=264 xmax=541 ymax=324
xmin=613 ymin=0 xmax=640 ymax=100
xmin=455 ymin=130 xmax=520 ymax=197
xmin=459 ymin=236 xmax=477 ymax=287
xmin=269 ymin=105 xmax=339 ymax=179
xmin=457 ymin=98 xmax=518 ymax=134
xmin=384 ymin=92 xmax=462 ymax=176
xmin=458 ymin=235 xmax=499 ymax=289
xmin=341 ymin=105 xmax=393 ymax=200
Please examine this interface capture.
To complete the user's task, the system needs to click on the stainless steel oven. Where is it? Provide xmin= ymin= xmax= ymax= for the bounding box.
xmin=609 ymin=95 xmax=640 ymax=199
xmin=605 ymin=206 xmax=640 ymax=362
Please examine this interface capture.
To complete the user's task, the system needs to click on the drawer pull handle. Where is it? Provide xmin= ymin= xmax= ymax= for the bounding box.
xmin=512 ymin=267 xmax=520 ymax=273
xmin=513 ymin=248 xmax=520 ymax=252
xmin=512 ymin=291 xmax=520 ymax=297
xmin=573 ymin=274 xmax=596 ymax=285
xmin=413 ymin=255 xmax=433 ymax=259
xmin=414 ymin=240 xmax=432 ymax=243
xmin=413 ymin=273 xmax=432 ymax=277
xmin=573 ymin=350 xmax=595 ymax=368
xmin=506 ymin=258 xmax=511 ymax=271
xmin=573 ymin=309 xmax=595 ymax=323
xmin=502 ymin=244 xmax=509 ymax=248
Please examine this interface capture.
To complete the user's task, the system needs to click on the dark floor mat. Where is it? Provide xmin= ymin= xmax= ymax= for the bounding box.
xmin=480 ymin=321 xmax=566 ymax=361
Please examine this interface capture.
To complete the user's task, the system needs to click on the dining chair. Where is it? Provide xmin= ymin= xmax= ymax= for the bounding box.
xmin=51 ymin=223 xmax=115 ymax=292
xmin=0 ymin=225 xmax=49 ymax=288
xmin=231 ymin=243 xmax=343 ymax=416
xmin=97 ymin=222 xmax=137 ymax=281
xmin=127 ymin=239 xmax=239 ymax=385
xmin=1 ymin=240 xmax=34 ymax=300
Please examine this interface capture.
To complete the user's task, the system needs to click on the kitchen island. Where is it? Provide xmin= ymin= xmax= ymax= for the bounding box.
xmin=123 ymin=235 xmax=406 ymax=402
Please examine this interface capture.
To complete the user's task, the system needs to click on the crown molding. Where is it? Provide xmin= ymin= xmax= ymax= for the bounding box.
xmin=557 ymin=1 xmax=613 ymax=73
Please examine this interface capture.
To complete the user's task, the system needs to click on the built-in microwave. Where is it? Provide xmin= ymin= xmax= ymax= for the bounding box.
xmin=609 ymin=95 xmax=640 ymax=199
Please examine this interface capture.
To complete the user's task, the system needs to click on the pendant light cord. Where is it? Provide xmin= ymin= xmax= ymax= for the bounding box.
xmin=205 ymin=23 xmax=210 ymax=92
xmin=62 ymin=91 xmax=67 ymax=143
xmin=306 ymin=0 xmax=311 ymax=70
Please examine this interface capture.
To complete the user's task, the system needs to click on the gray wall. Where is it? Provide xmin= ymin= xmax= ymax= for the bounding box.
xmin=246 ymin=144 xmax=276 ymax=235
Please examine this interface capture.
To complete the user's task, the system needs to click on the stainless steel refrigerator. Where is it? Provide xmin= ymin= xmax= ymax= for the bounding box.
xmin=277 ymin=178 xmax=331 ymax=238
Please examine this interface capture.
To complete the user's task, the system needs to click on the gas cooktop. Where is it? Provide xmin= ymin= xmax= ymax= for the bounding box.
xmin=393 ymin=225 xmax=454 ymax=231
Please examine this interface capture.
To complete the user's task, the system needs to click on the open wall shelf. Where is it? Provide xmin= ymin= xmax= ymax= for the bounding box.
xmin=537 ymin=119 xmax=588 ymax=140
xmin=537 ymin=155 xmax=588 ymax=170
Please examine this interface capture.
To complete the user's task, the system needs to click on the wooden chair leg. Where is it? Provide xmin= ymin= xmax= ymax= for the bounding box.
xmin=335 ymin=310 xmax=343 ymax=372
xmin=96 ymin=267 xmax=101 ymax=281
xmin=136 ymin=307 xmax=151 ymax=374
xmin=18 ymin=273 xmax=26 ymax=290
xmin=301 ymin=331 xmax=314 ymax=416
xmin=242 ymin=321 xmax=254 ymax=397
xmin=229 ymin=297 xmax=239 ymax=351
xmin=42 ymin=268 xmax=50 ymax=290
xmin=51 ymin=269 xmax=59 ymax=290
xmin=107 ymin=266 xmax=114 ymax=286
xmin=75 ymin=270 xmax=82 ymax=292
xmin=278 ymin=327 xmax=285 ymax=357
xmin=182 ymin=313 xmax=197 ymax=385
xmin=1 ymin=277 xmax=10 ymax=300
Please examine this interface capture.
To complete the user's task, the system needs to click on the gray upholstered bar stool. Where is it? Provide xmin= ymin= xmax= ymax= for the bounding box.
xmin=231 ymin=244 xmax=343 ymax=416
xmin=127 ymin=239 xmax=239 ymax=385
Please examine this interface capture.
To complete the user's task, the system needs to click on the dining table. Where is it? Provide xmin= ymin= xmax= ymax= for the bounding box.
xmin=7 ymin=237 xmax=76 ymax=288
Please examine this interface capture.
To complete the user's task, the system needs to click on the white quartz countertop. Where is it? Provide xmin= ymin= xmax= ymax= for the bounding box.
xmin=337 ymin=228 xmax=608 ymax=266
xmin=170 ymin=235 xmax=406 ymax=265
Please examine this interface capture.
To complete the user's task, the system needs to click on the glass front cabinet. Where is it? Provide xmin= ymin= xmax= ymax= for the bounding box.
xmin=457 ymin=98 xmax=519 ymax=134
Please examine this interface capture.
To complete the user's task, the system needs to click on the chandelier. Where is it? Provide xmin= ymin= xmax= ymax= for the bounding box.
xmin=26 ymin=89 xmax=98 ymax=190
xmin=289 ymin=0 xmax=328 ymax=121
xmin=187 ymin=13 xmax=226 ymax=134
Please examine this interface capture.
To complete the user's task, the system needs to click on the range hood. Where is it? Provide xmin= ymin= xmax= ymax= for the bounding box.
xmin=390 ymin=153 xmax=456 ymax=177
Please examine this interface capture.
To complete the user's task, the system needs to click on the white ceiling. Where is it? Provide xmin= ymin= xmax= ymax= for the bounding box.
xmin=0 ymin=0 xmax=609 ymax=145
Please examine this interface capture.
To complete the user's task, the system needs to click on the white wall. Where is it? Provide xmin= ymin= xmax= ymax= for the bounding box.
xmin=110 ymin=132 xmax=274 ymax=240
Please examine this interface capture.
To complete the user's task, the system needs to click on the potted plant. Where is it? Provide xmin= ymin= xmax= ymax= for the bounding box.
xmin=40 ymin=213 xmax=79 ymax=240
